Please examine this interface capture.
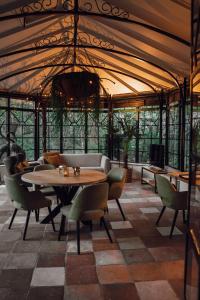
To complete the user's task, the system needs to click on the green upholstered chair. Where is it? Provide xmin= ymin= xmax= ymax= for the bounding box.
xmin=107 ymin=167 xmax=127 ymax=220
xmin=33 ymin=164 xmax=56 ymax=196
xmin=155 ymin=174 xmax=188 ymax=238
xmin=58 ymin=182 xmax=112 ymax=254
xmin=4 ymin=175 xmax=55 ymax=240
xmin=33 ymin=164 xmax=57 ymax=221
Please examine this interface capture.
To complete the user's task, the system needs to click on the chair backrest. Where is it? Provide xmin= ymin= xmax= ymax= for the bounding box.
xmin=68 ymin=182 xmax=109 ymax=221
xmin=155 ymin=174 xmax=177 ymax=206
xmin=3 ymin=156 xmax=18 ymax=175
xmin=4 ymin=175 xmax=30 ymax=209
xmin=34 ymin=164 xmax=55 ymax=171
xmin=16 ymin=152 xmax=26 ymax=163
xmin=107 ymin=167 xmax=126 ymax=199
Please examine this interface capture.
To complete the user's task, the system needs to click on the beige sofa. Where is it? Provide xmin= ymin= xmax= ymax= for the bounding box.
xmin=39 ymin=153 xmax=111 ymax=173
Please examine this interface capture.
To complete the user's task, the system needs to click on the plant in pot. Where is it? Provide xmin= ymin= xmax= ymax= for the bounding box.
xmin=50 ymin=71 xmax=100 ymax=125
xmin=112 ymin=113 xmax=138 ymax=182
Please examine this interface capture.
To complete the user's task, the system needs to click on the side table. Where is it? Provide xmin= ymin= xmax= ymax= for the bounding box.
xmin=141 ymin=166 xmax=167 ymax=193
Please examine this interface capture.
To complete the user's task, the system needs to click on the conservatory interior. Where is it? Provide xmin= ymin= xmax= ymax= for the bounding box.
xmin=0 ymin=1 xmax=199 ymax=300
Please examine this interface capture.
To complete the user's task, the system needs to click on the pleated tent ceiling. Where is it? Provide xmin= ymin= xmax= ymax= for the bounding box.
xmin=0 ymin=0 xmax=190 ymax=97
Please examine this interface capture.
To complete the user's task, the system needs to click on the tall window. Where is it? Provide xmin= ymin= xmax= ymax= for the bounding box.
xmin=168 ymin=101 xmax=179 ymax=168
xmin=139 ymin=106 xmax=160 ymax=163
xmin=10 ymin=99 xmax=35 ymax=160
xmin=63 ymin=111 xmax=85 ymax=153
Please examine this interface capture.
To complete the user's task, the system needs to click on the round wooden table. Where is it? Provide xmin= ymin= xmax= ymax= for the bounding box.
xmin=22 ymin=168 xmax=107 ymax=224
xmin=22 ymin=168 xmax=107 ymax=186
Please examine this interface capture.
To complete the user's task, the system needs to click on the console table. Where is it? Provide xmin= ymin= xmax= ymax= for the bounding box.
xmin=141 ymin=166 xmax=167 ymax=192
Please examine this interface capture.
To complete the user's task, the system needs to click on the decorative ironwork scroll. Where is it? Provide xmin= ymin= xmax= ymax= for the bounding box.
xmin=80 ymin=0 xmax=129 ymax=19
xmin=78 ymin=30 xmax=114 ymax=49
xmin=21 ymin=0 xmax=59 ymax=13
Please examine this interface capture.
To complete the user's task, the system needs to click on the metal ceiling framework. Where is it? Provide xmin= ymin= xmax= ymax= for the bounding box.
xmin=0 ymin=0 xmax=190 ymax=97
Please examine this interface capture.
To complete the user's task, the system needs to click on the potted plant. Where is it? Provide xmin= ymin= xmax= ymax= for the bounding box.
xmin=50 ymin=71 xmax=100 ymax=125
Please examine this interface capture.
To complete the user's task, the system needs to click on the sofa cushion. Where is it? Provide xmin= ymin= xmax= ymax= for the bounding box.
xmin=46 ymin=155 xmax=65 ymax=167
xmin=60 ymin=153 xmax=102 ymax=167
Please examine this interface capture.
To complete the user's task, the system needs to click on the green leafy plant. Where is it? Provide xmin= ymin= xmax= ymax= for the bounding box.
xmin=50 ymin=71 xmax=100 ymax=126
xmin=112 ymin=114 xmax=139 ymax=169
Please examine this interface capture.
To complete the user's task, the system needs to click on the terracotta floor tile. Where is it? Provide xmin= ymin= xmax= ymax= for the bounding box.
xmin=135 ymin=280 xmax=179 ymax=300
xmin=93 ymin=239 xmax=119 ymax=251
xmin=112 ymin=228 xmax=137 ymax=239
xmin=160 ymin=260 xmax=184 ymax=280
xmin=169 ymin=279 xmax=184 ymax=299
xmin=101 ymin=283 xmax=140 ymax=300
xmin=122 ymin=249 xmax=154 ymax=264
xmin=66 ymin=253 xmax=95 ymax=267
xmin=128 ymin=262 xmax=164 ymax=281
xmin=96 ymin=265 xmax=132 ymax=284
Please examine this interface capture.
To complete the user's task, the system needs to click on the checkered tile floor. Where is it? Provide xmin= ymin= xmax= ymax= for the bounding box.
xmin=0 ymin=181 xmax=185 ymax=300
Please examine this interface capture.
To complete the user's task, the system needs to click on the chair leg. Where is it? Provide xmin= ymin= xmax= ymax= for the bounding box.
xmin=156 ymin=206 xmax=166 ymax=225
xmin=48 ymin=207 xmax=56 ymax=232
xmin=182 ymin=210 xmax=187 ymax=224
xmin=101 ymin=217 xmax=113 ymax=243
xmin=115 ymin=198 xmax=126 ymax=221
xmin=34 ymin=209 xmax=40 ymax=222
xmin=76 ymin=221 xmax=80 ymax=255
xmin=169 ymin=210 xmax=179 ymax=238
xmin=23 ymin=210 xmax=31 ymax=240
xmin=89 ymin=221 xmax=93 ymax=232
xmin=8 ymin=208 xmax=18 ymax=229
xmin=58 ymin=214 xmax=66 ymax=241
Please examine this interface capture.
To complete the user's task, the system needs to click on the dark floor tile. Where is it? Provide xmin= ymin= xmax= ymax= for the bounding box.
xmin=122 ymin=248 xmax=154 ymax=264
xmin=0 ymin=241 xmax=16 ymax=253
xmin=101 ymin=283 xmax=140 ymax=300
xmin=37 ymin=253 xmax=65 ymax=267
xmin=27 ymin=286 xmax=64 ymax=300
xmin=0 ymin=288 xmax=28 ymax=300
xmin=0 ymin=269 xmax=33 ymax=289
xmin=40 ymin=241 xmax=66 ymax=253
xmin=64 ymin=284 xmax=103 ymax=300
xmin=66 ymin=265 xmax=98 ymax=285
xmin=13 ymin=241 xmax=41 ymax=253
xmin=142 ymin=235 xmax=185 ymax=248
xmin=149 ymin=246 xmax=184 ymax=261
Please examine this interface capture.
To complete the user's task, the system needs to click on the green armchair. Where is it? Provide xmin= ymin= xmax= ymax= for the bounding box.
xmin=155 ymin=174 xmax=188 ymax=238
xmin=58 ymin=182 xmax=112 ymax=254
xmin=4 ymin=175 xmax=55 ymax=240
xmin=107 ymin=167 xmax=127 ymax=220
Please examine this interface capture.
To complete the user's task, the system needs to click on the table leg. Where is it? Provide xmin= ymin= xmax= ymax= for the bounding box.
xmin=141 ymin=167 xmax=144 ymax=184
xmin=40 ymin=186 xmax=79 ymax=224
xmin=154 ymin=174 xmax=157 ymax=193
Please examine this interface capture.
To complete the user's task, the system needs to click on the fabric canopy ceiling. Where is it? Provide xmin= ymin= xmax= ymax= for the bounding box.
xmin=0 ymin=0 xmax=190 ymax=97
